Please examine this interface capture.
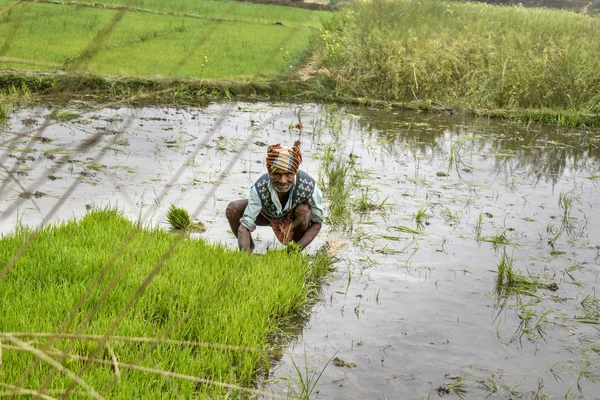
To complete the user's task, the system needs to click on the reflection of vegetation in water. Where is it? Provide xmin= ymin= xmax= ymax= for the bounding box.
xmin=47 ymin=108 xmax=81 ymax=122
xmin=350 ymin=106 xmax=600 ymax=185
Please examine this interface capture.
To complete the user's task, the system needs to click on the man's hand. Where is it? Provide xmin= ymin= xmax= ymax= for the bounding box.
xmin=237 ymin=225 xmax=254 ymax=254
xmin=296 ymin=222 xmax=322 ymax=250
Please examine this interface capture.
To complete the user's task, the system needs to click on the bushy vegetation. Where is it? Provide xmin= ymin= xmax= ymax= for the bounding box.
xmin=0 ymin=209 xmax=331 ymax=398
xmin=317 ymin=0 xmax=600 ymax=115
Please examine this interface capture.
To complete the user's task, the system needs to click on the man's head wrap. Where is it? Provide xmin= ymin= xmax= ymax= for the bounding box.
xmin=265 ymin=140 xmax=303 ymax=175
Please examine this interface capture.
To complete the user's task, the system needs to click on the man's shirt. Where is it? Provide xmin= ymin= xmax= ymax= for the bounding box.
xmin=240 ymin=174 xmax=324 ymax=232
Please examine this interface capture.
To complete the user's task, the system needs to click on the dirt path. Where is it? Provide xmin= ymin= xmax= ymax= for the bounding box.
xmin=295 ymin=53 xmax=330 ymax=81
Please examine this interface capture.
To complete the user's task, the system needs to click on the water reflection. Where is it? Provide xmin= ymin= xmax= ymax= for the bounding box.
xmin=352 ymin=106 xmax=600 ymax=185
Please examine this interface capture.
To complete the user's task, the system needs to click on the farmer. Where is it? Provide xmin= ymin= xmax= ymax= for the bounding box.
xmin=226 ymin=140 xmax=324 ymax=254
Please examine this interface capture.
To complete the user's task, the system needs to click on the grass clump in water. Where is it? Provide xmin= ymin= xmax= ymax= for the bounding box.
xmin=495 ymin=250 xmax=558 ymax=297
xmin=0 ymin=208 xmax=335 ymax=398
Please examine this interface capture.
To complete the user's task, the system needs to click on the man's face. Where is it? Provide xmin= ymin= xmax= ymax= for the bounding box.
xmin=270 ymin=169 xmax=296 ymax=193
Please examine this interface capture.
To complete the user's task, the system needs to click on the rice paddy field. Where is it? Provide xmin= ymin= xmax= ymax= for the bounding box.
xmin=1 ymin=101 xmax=600 ymax=398
xmin=0 ymin=0 xmax=326 ymax=78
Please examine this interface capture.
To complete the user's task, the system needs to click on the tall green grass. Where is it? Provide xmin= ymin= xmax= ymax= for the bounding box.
xmin=317 ymin=0 xmax=600 ymax=116
xmin=0 ymin=0 xmax=326 ymax=79
xmin=0 ymin=208 xmax=331 ymax=398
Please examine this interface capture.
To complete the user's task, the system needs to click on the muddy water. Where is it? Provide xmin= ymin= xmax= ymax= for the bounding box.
xmin=1 ymin=103 xmax=599 ymax=399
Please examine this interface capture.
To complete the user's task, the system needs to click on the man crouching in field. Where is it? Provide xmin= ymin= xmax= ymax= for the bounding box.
xmin=226 ymin=141 xmax=324 ymax=254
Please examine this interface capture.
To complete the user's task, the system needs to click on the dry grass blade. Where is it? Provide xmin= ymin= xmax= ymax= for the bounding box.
xmin=2 ymin=344 xmax=289 ymax=400
xmin=324 ymin=237 xmax=349 ymax=259
xmin=105 ymin=343 xmax=120 ymax=383
xmin=0 ymin=382 xmax=57 ymax=400
xmin=0 ymin=332 xmax=268 ymax=353
xmin=2 ymin=334 xmax=103 ymax=400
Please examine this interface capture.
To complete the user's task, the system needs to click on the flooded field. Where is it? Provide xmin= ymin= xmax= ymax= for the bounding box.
xmin=1 ymin=102 xmax=600 ymax=399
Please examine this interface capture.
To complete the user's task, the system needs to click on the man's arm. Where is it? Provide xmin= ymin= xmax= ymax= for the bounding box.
xmin=238 ymin=186 xmax=261 ymax=254
xmin=296 ymin=222 xmax=322 ymax=250
xmin=238 ymin=225 xmax=254 ymax=254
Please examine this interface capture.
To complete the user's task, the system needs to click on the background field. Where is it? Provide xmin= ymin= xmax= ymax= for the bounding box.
xmin=0 ymin=0 xmax=327 ymax=79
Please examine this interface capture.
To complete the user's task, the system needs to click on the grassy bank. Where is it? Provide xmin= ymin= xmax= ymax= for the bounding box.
xmin=0 ymin=208 xmax=332 ymax=398
xmin=316 ymin=0 xmax=600 ymax=125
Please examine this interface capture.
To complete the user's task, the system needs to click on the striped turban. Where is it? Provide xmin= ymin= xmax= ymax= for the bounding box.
xmin=265 ymin=140 xmax=303 ymax=175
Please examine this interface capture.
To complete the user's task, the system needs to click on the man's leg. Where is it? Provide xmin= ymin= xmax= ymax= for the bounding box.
xmin=291 ymin=203 xmax=322 ymax=249
xmin=292 ymin=203 xmax=312 ymax=239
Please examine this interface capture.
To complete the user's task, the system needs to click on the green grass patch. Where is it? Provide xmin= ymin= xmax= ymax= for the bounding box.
xmin=0 ymin=0 xmax=326 ymax=79
xmin=0 ymin=208 xmax=332 ymax=398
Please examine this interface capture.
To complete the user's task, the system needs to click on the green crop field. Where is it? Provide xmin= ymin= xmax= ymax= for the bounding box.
xmin=0 ymin=0 xmax=328 ymax=79
xmin=0 ymin=209 xmax=332 ymax=398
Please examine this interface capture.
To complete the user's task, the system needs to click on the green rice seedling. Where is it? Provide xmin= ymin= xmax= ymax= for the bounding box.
xmin=546 ymin=221 xmax=562 ymax=250
xmin=532 ymin=378 xmax=549 ymax=400
xmin=495 ymin=250 xmax=557 ymax=298
xmin=166 ymin=204 xmax=206 ymax=233
xmin=480 ymin=375 xmax=502 ymax=397
xmin=479 ymin=375 xmax=522 ymax=398
xmin=0 ymin=103 xmax=9 ymax=125
xmin=351 ymin=227 xmax=374 ymax=248
xmin=319 ymin=144 xmax=355 ymax=229
xmin=513 ymin=305 xmax=551 ymax=345
xmin=558 ymin=189 xmax=582 ymax=234
xmin=480 ymin=229 xmax=517 ymax=250
xmin=436 ymin=375 xmax=467 ymax=399
xmin=287 ymin=349 xmax=336 ymax=400
xmin=577 ymin=362 xmax=600 ymax=393
xmin=414 ymin=207 xmax=431 ymax=231
xmin=0 ymin=208 xmax=334 ymax=398
xmin=437 ymin=236 xmax=448 ymax=253
xmin=390 ymin=225 xmax=424 ymax=235
xmin=448 ymin=135 xmax=475 ymax=174
xmin=0 ymin=0 xmax=325 ymax=79
xmin=46 ymin=108 xmax=80 ymax=122
xmin=563 ymin=263 xmax=583 ymax=285
xmin=353 ymin=189 xmax=388 ymax=213
xmin=379 ymin=234 xmax=401 ymax=241
xmin=572 ymin=295 xmax=600 ymax=324
xmin=441 ymin=207 xmax=460 ymax=225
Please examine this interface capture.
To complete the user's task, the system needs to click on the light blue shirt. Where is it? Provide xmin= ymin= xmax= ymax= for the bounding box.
xmin=240 ymin=174 xmax=324 ymax=232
